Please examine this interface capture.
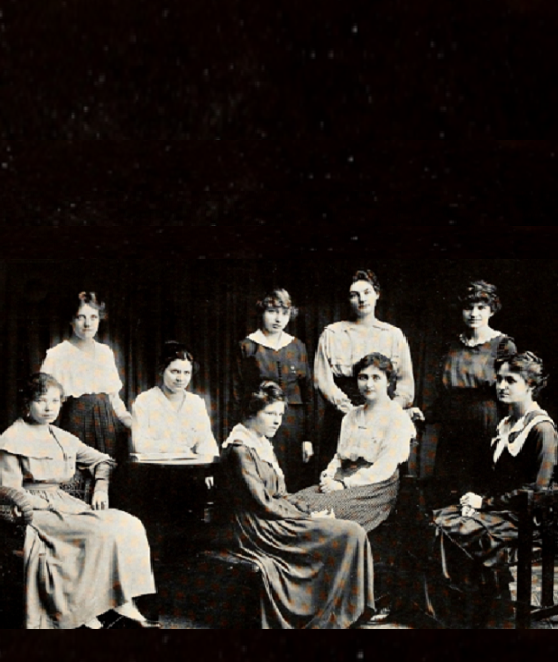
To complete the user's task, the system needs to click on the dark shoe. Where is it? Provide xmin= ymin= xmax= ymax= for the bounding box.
xmin=106 ymin=615 xmax=161 ymax=629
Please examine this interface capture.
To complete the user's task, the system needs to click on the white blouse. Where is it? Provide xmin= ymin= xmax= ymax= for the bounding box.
xmin=322 ymin=399 xmax=416 ymax=488
xmin=41 ymin=340 xmax=129 ymax=422
xmin=131 ymin=386 xmax=219 ymax=458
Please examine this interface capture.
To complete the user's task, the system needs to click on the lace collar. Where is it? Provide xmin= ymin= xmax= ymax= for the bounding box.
xmin=248 ymin=329 xmax=295 ymax=351
xmin=459 ymin=329 xmax=502 ymax=348
xmin=223 ymin=423 xmax=285 ymax=481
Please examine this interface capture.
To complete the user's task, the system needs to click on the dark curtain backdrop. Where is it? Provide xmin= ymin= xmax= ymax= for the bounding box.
xmin=1 ymin=258 xmax=557 ymax=477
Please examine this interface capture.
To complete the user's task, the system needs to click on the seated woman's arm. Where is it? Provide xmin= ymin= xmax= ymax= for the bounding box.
xmin=483 ymin=421 xmax=557 ymax=511
xmin=228 ymin=444 xmax=309 ymax=520
xmin=190 ymin=398 xmax=220 ymax=458
xmin=131 ymin=396 xmax=159 ymax=454
xmin=75 ymin=441 xmax=116 ymax=510
xmin=0 ymin=451 xmax=53 ymax=510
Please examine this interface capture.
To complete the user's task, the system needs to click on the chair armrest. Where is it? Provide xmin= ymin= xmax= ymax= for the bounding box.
xmin=0 ymin=486 xmax=34 ymax=525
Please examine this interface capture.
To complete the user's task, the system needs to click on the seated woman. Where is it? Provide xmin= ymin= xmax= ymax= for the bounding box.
xmin=132 ymin=341 xmax=219 ymax=462
xmin=0 ymin=373 xmax=158 ymax=629
xmin=429 ymin=351 xmax=558 ymax=628
xmin=221 ymin=381 xmax=375 ymax=629
xmin=295 ymin=353 xmax=416 ymax=534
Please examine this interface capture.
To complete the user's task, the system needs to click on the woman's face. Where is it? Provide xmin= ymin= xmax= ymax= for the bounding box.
xmin=162 ymin=358 xmax=193 ymax=395
xmin=357 ymin=365 xmax=389 ymax=404
xmin=349 ymin=280 xmax=379 ymax=318
xmin=29 ymin=386 xmax=63 ymax=425
xmin=248 ymin=401 xmax=285 ymax=438
xmin=262 ymin=306 xmax=291 ymax=335
xmin=496 ymin=363 xmax=533 ymax=405
xmin=71 ymin=303 xmax=101 ymax=341
xmin=462 ymin=302 xmax=493 ymax=331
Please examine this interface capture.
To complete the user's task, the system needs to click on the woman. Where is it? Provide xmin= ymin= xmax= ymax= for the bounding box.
xmin=41 ymin=292 xmax=132 ymax=459
xmin=0 ymin=373 xmax=158 ymax=629
xmin=429 ymin=352 xmax=557 ymax=628
xmin=221 ymin=381 xmax=375 ymax=629
xmin=428 ymin=280 xmax=517 ymax=504
xmin=132 ymin=341 xmax=219 ymax=461
xmin=314 ymin=269 xmax=415 ymax=472
xmin=295 ymin=353 xmax=416 ymax=533
xmin=234 ymin=288 xmax=314 ymax=492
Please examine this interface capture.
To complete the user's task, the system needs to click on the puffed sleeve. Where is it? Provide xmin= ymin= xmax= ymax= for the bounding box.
xmin=190 ymin=397 xmax=220 ymax=458
xmin=314 ymin=329 xmax=353 ymax=411
xmin=75 ymin=441 xmax=116 ymax=493
xmin=392 ymin=329 xmax=415 ymax=409
xmin=228 ymin=444 xmax=310 ymax=520
xmin=0 ymin=451 xmax=54 ymax=510
xmin=483 ymin=421 xmax=558 ymax=511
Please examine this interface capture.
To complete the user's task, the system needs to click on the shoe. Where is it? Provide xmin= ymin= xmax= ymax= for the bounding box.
xmin=106 ymin=615 xmax=161 ymax=629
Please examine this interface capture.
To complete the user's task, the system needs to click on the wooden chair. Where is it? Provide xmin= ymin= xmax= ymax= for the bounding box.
xmin=511 ymin=487 xmax=558 ymax=629
xmin=0 ymin=470 xmax=95 ymax=629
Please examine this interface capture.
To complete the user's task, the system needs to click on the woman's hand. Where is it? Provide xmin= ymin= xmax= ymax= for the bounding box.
xmin=205 ymin=476 xmax=215 ymax=490
xmin=337 ymin=401 xmax=354 ymax=415
xmin=12 ymin=505 xmax=22 ymax=519
xmin=407 ymin=407 xmax=425 ymax=422
xmin=92 ymin=491 xmax=109 ymax=511
xmin=311 ymin=508 xmax=336 ymax=519
xmin=320 ymin=477 xmax=345 ymax=494
xmin=460 ymin=492 xmax=483 ymax=510
xmin=302 ymin=442 xmax=314 ymax=464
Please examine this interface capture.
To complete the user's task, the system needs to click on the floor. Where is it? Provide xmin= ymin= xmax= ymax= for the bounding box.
xmin=150 ymin=554 xmax=558 ymax=630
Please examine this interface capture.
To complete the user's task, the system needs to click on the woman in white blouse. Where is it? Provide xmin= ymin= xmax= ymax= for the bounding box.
xmin=314 ymin=269 xmax=415 ymax=472
xmin=41 ymin=292 xmax=132 ymax=458
xmin=295 ymin=352 xmax=416 ymax=534
xmin=131 ymin=341 xmax=219 ymax=461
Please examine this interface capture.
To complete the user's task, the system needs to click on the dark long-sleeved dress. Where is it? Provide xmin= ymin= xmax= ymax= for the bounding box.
xmin=234 ymin=331 xmax=313 ymax=491
xmin=221 ymin=423 xmax=375 ymax=629
xmin=432 ymin=333 xmax=517 ymax=500
xmin=432 ymin=408 xmax=557 ymax=588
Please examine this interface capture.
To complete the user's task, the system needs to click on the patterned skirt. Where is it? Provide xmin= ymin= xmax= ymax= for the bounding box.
xmin=59 ymin=393 xmax=119 ymax=457
xmin=293 ymin=470 xmax=399 ymax=533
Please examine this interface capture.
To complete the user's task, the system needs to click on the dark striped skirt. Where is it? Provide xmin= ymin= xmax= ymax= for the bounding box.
xmin=59 ymin=393 xmax=119 ymax=457
xmin=293 ymin=470 xmax=399 ymax=533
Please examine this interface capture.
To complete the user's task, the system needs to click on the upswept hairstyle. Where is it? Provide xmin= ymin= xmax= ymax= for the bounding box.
xmin=256 ymin=289 xmax=299 ymax=320
xmin=458 ymin=280 xmax=501 ymax=314
xmin=66 ymin=291 xmax=107 ymax=322
xmin=20 ymin=372 xmax=64 ymax=417
xmin=158 ymin=341 xmax=196 ymax=374
xmin=242 ymin=381 xmax=285 ymax=421
xmin=353 ymin=352 xmax=397 ymax=393
xmin=351 ymin=269 xmax=381 ymax=295
xmin=496 ymin=351 xmax=549 ymax=398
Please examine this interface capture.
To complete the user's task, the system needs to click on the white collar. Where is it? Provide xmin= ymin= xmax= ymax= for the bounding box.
xmin=248 ymin=329 xmax=294 ymax=351
xmin=223 ymin=423 xmax=285 ymax=481
xmin=492 ymin=404 xmax=552 ymax=462
xmin=459 ymin=329 xmax=502 ymax=348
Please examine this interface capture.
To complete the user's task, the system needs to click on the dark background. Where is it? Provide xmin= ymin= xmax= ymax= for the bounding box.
xmin=1 ymin=0 xmax=558 ymax=649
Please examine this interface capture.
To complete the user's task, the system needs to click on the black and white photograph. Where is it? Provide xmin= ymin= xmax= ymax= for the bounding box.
xmin=2 ymin=0 xmax=558 ymax=656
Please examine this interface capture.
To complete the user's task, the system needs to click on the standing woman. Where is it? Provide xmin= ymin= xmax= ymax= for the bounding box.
xmin=41 ymin=292 xmax=132 ymax=459
xmin=314 ymin=269 xmax=415 ymax=472
xmin=428 ymin=281 xmax=517 ymax=504
xmin=234 ymin=289 xmax=314 ymax=492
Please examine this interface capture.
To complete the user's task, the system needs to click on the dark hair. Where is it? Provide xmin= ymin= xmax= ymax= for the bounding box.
xmin=351 ymin=269 xmax=381 ymax=295
xmin=158 ymin=341 xmax=195 ymax=374
xmin=458 ymin=280 xmax=501 ymax=314
xmin=353 ymin=353 xmax=397 ymax=394
xmin=20 ymin=373 xmax=64 ymax=417
xmin=496 ymin=351 xmax=549 ymax=398
xmin=242 ymin=381 xmax=285 ymax=421
xmin=255 ymin=289 xmax=299 ymax=321
xmin=66 ymin=291 xmax=107 ymax=322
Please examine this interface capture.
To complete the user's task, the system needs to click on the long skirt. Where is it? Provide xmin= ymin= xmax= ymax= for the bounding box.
xmin=293 ymin=471 xmax=399 ymax=534
xmin=59 ymin=394 xmax=120 ymax=458
xmin=24 ymin=495 xmax=156 ymax=629
xmin=232 ymin=513 xmax=375 ymax=629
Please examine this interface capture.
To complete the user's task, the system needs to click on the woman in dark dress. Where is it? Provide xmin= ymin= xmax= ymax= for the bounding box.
xmin=427 ymin=281 xmax=517 ymax=505
xmin=221 ymin=381 xmax=375 ymax=629
xmin=428 ymin=352 xmax=557 ymax=628
xmin=234 ymin=289 xmax=314 ymax=492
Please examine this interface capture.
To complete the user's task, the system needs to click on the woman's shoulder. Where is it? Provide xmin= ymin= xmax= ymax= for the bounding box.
xmin=321 ymin=320 xmax=353 ymax=336
xmin=44 ymin=340 xmax=72 ymax=358
xmin=134 ymin=386 xmax=162 ymax=404
xmin=49 ymin=424 xmax=82 ymax=448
